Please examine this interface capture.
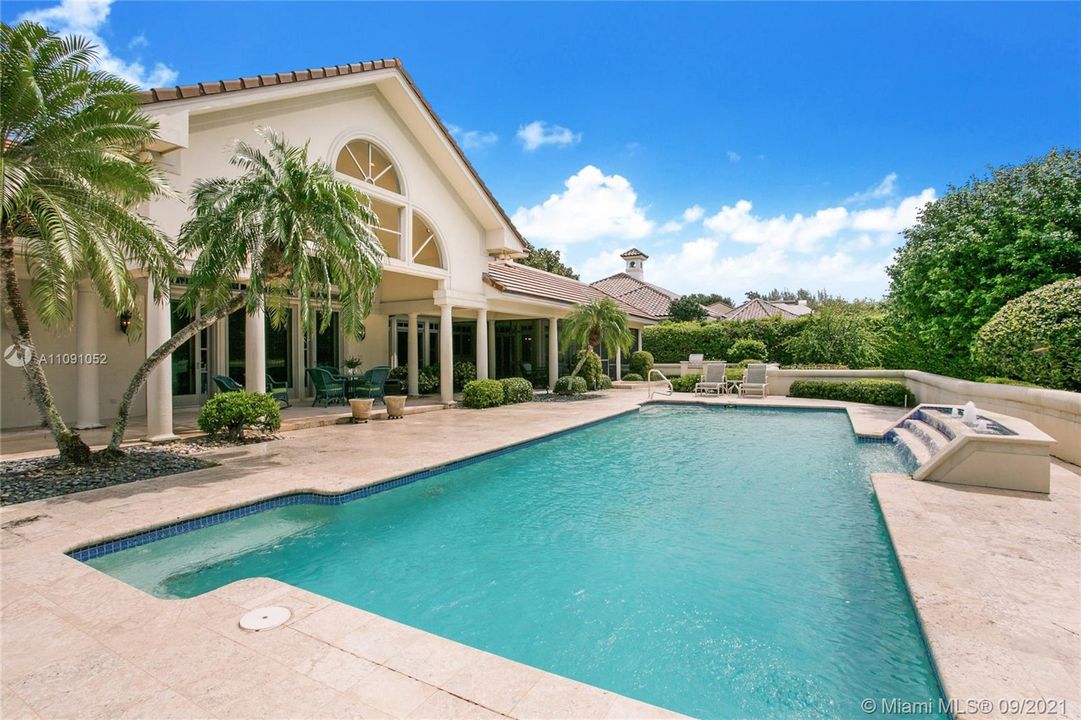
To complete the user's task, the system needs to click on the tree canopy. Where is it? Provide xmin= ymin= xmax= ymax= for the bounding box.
xmin=667 ymin=296 xmax=709 ymax=322
xmin=886 ymin=148 xmax=1081 ymax=376
xmin=518 ymin=246 xmax=579 ymax=279
xmin=684 ymin=292 xmax=734 ymax=308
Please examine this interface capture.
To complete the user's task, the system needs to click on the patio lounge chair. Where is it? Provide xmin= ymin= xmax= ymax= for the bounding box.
xmin=694 ymin=362 xmax=728 ymax=394
xmin=350 ymin=366 xmax=391 ymax=404
xmin=266 ymin=374 xmax=290 ymax=407
xmin=741 ymin=363 xmax=769 ymax=399
xmin=212 ymin=375 xmax=242 ymax=393
xmin=305 ymin=367 xmax=346 ymax=407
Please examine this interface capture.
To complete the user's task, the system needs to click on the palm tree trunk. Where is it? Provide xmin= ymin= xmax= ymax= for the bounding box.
xmin=0 ymin=225 xmax=91 ymax=463
xmin=105 ymin=294 xmax=246 ymax=454
xmin=569 ymin=344 xmax=595 ymax=377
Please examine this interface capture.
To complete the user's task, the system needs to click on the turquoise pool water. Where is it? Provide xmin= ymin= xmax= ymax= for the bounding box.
xmin=89 ymin=406 xmax=944 ymax=719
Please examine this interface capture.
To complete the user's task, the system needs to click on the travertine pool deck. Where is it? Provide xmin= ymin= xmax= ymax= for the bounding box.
xmin=2 ymin=391 xmax=1078 ymax=719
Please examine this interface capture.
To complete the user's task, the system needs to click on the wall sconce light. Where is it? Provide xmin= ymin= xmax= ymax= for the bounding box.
xmin=119 ymin=312 xmax=132 ymax=334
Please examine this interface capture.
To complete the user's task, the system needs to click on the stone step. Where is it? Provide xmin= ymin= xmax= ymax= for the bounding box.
xmin=891 ymin=427 xmax=932 ymax=467
xmin=902 ymin=418 xmax=952 ymax=455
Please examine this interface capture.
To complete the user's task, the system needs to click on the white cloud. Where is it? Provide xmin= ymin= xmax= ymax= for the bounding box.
xmin=726 ymin=150 xmax=742 ymax=163
xmin=512 ymin=165 xmax=653 ymax=244
xmin=658 ymin=221 xmax=683 ymax=234
xmin=18 ymin=0 xmax=177 ymax=88
xmin=844 ymin=172 xmax=898 ymax=204
xmin=128 ymin=33 xmax=148 ymax=49
xmin=446 ymin=124 xmax=498 ymax=150
xmin=516 ymin=121 xmax=582 ymax=151
xmin=682 ymin=205 xmax=705 ymax=223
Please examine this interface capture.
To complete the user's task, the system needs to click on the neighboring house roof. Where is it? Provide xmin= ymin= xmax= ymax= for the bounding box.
xmin=590 ymin=273 xmax=682 ymax=318
xmin=485 ymin=262 xmax=655 ymax=320
xmin=620 ymin=248 xmax=649 ymax=259
xmin=724 ymin=298 xmax=813 ymax=321
xmin=136 ymin=58 xmax=530 ymax=254
xmin=705 ymin=300 xmax=734 ymax=317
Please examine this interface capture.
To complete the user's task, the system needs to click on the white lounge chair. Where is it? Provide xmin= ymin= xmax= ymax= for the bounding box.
xmin=741 ymin=363 xmax=769 ymax=398
xmin=694 ymin=362 xmax=727 ymax=394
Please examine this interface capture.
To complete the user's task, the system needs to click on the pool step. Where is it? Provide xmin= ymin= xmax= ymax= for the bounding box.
xmin=891 ymin=427 xmax=933 ymax=467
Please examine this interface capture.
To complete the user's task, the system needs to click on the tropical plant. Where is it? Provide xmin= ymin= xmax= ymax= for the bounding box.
xmin=107 ymin=127 xmax=384 ymax=452
xmin=0 ymin=21 xmax=175 ymax=463
xmin=196 ymin=391 xmax=281 ymax=440
xmin=560 ymin=298 xmax=632 ymax=377
xmin=461 ymin=379 xmax=504 ymax=408
xmin=518 ymin=246 xmax=578 ymax=279
xmin=971 ymin=277 xmax=1081 ymax=391
xmin=886 ymin=148 xmax=1081 ymax=377
xmin=667 ymin=296 xmax=709 ymax=322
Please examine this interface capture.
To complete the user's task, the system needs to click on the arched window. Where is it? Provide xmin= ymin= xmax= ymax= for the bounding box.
xmin=335 ymin=139 xmax=401 ymax=195
xmin=411 ymin=212 xmax=443 ymax=268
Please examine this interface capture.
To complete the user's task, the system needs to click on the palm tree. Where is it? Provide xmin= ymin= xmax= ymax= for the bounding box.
xmin=1 ymin=21 xmax=174 ymax=463
xmin=561 ymin=298 xmax=633 ymax=377
xmin=106 ymin=127 xmax=385 ymax=452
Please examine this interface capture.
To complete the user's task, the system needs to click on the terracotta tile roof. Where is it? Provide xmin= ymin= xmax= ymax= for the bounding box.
xmin=485 ymin=262 xmax=656 ymax=320
xmin=620 ymin=248 xmax=649 ymax=259
xmin=136 ymin=58 xmax=530 ymax=253
xmin=590 ymin=273 xmax=682 ymax=318
xmin=705 ymin=300 xmax=734 ymax=317
xmin=771 ymin=301 xmax=814 ymax=316
xmin=724 ymin=298 xmax=811 ymax=321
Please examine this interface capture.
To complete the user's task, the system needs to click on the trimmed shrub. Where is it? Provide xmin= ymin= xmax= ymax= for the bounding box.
xmin=553 ymin=375 xmax=587 ymax=395
xmin=670 ymin=374 xmax=700 ymax=393
xmin=642 ymin=317 xmax=807 ymax=364
xmin=728 ymin=339 xmax=768 ymax=363
xmin=500 ymin=377 xmax=534 ymax=404
xmin=461 ymin=379 xmax=504 ymax=408
xmin=453 ymin=361 xmax=477 ymax=391
xmin=971 ymin=277 xmax=1081 ymax=391
xmin=198 ymin=391 xmax=281 ymax=440
xmin=596 ymin=375 xmax=613 ymax=390
xmin=788 ymin=380 xmax=916 ymax=407
xmin=574 ymin=348 xmax=603 ymax=390
xmin=629 ymin=350 xmax=654 ymax=377
xmin=621 ymin=372 xmax=643 ymax=381
xmin=977 ymin=376 xmax=1042 ymax=388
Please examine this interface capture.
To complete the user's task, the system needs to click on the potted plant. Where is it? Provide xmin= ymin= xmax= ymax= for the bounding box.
xmin=344 ymin=356 xmax=363 ymax=376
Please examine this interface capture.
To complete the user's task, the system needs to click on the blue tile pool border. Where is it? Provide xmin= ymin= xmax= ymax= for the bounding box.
xmin=67 ymin=402 xmax=907 ymax=563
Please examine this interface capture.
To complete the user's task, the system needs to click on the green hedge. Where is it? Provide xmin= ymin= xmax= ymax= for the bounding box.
xmin=621 ymin=372 xmax=643 ymax=381
xmin=198 ymin=391 xmax=281 ymax=440
xmin=788 ymin=380 xmax=916 ymax=407
xmin=642 ymin=317 xmax=808 ymax=364
xmin=461 ymin=379 xmax=504 ymax=408
xmin=500 ymin=377 xmax=534 ymax=404
xmin=728 ymin=338 xmax=768 ymax=363
xmin=554 ymin=375 xmax=587 ymax=395
xmin=629 ymin=350 xmax=654 ymax=376
xmin=971 ymin=277 xmax=1081 ymax=391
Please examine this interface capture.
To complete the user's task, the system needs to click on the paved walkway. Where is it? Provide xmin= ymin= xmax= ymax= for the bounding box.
xmin=1 ymin=391 xmax=1077 ymax=719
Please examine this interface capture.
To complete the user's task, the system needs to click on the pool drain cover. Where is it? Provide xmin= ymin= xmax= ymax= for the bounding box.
xmin=239 ymin=606 xmax=291 ymax=631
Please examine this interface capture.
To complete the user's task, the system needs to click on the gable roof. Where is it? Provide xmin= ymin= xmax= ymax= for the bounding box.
xmin=137 ymin=58 xmax=529 ymax=254
xmin=771 ymin=301 xmax=814 ymax=317
xmin=705 ymin=300 xmax=734 ymax=317
xmin=724 ymin=298 xmax=811 ymax=321
xmin=590 ymin=272 xmax=683 ymax=318
xmin=485 ymin=262 xmax=655 ymax=320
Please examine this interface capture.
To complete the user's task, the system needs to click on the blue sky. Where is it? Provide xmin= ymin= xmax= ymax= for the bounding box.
xmin=6 ymin=1 xmax=1079 ymax=299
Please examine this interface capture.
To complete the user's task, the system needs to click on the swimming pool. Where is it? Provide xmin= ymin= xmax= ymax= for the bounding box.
xmin=85 ymin=405 xmax=944 ymax=718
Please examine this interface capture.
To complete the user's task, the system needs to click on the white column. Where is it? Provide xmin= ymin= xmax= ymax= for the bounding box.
xmin=144 ymin=278 xmax=177 ymax=441
xmin=245 ymin=306 xmax=266 ymax=393
xmin=422 ymin=320 xmax=431 ymax=367
xmin=407 ymin=313 xmax=419 ymax=396
xmin=615 ymin=346 xmax=622 ymax=381
xmin=487 ymin=319 xmax=496 ymax=376
xmin=476 ymin=308 xmax=489 ymax=380
xmin=389 ymin=315 xmax=399 ymax=367
xmin=439 ymin=304 xmax=454 ymax=403
xmin=637 ymin=328 xmax=643 ymax=351
xmin=548 ymin=317 xmax=559 ymax=391
xmin=74 ymin=282 xmax=103 ymax=429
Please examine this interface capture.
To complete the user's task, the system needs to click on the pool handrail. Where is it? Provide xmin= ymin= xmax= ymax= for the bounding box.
xmin=648 ymin=368 xmax=673 ymax=399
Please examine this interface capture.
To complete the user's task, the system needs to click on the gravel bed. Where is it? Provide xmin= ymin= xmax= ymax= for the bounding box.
xmin=0 ymin=447 xmax=219 ymax=506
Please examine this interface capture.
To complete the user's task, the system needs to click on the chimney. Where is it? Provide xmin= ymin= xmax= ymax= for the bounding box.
xmin=798 ymin=299 xmax=808 ymax=306
xmin=620 ymin=248 xmax=648 ymax=281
